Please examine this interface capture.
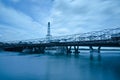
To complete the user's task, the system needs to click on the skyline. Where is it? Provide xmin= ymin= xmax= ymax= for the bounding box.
xmin=0 ymin=0 xmax=120 ymax=41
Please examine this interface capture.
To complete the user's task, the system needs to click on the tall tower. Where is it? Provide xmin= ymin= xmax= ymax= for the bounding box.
xmin=46 ymin=22 xmax=52 ymax=42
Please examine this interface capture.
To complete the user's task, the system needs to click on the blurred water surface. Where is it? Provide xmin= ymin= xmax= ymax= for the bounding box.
xmin=0 ymin=51 xmax=120 ymax=80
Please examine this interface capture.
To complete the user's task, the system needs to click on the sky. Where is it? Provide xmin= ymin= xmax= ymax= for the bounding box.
xmin=0 ymin=0 xmax=120 ymax=41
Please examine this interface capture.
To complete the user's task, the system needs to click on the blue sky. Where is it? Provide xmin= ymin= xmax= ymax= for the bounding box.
xmin=0 ymin=0 xmax=120 ymax=41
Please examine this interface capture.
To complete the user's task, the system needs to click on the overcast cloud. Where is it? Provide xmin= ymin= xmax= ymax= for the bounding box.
xmin=0 ymin=0 xmax=120 ymax=41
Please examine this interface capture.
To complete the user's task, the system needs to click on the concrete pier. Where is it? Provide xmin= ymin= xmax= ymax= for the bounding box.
xmin=73 ymin=46 xmax=80 ymax=55
xmin=66 ymin=46 xmax=72 ymax=55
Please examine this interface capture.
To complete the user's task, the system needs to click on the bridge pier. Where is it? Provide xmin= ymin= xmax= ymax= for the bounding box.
xmin=89 ymin=46 xmax=93 ymax=60
xmin=73 ymin=46 xmax=80 ymax=55
xmin=58 ymin=46 xmax=66 ymax=54
xmin=89 ymin=46 xmax=101 ymax=60
xmin=32 ymin=47 xmax=36 ymax=53
xmin=89 ymin=46 xmax=101 ymax=53
xmin=66 ymin=46 xmax=72 ymax=55
xmin=22 ymin=47 xmax=45 ymax=53
xmin=34 ymin=47 xmax=39 ymax=53
xmin=98 ymin=46 xmax=101 ymax=61
xmin=39 ymin=47 xmax=45 ymax=53
xmin=98 ymin=46 xmax=101 ymax=53
xmin=32 ymin=47 xmax=40 ymax=53
xmin=89 ymin=46 xmax=94 ymax=53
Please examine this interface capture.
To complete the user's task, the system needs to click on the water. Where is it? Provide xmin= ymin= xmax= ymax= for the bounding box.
xmin=0 ymin=51 xmax=120 ymax=80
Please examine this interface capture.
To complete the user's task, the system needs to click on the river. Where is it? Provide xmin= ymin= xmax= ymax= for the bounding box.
xmin=0 ymin=51 xmax=120 ymax=80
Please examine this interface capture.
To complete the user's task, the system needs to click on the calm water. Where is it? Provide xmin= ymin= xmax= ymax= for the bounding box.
xmin=0 ymin=51 xmax=120 ymax=80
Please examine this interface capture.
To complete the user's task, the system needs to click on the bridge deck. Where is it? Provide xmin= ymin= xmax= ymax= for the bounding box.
xmin=2 ymin=40 xmax=120 ymax=49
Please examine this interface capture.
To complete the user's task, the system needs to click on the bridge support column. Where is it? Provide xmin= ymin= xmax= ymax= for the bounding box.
xmin=73 ymin=46 xmax=80 ymax=55
xmin=58 ymin=46 xmax=66 ymax=54
xmin=32 ymin=47 xmax=36 ymax=53
xmin=98 ymin=46 xmax=101 ymax=53
xmin=89 ymin=46 xmax=94 ymax=53
xmin=35 ymin=47 xmax=39 ymax=53
xmin=89 ymin=46 xmax=94 ymax=60
xmin=89 ymin=46 xmax=101 ymax=60
xmin=32 ymin=47 xmax=40 ymax=53
xmin=22 ymin=47 xmax=45 ymax=54
xmin=66 ymin=46 xmax=72 ymax=55
xmin=38 ymin=47 xmax=45 ymax=53
xmin=98 ymin=46 xmax=101 ymax=61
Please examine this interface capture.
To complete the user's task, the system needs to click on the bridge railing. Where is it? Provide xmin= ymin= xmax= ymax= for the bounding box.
xmin=2 ymin=27 xmax=120 ymax=45
xmin=50 ymin=27 xmax=120 ymax=42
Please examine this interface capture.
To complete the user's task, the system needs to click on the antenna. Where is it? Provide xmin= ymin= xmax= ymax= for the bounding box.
xmin=46 ymin=22 xmax=52 ymax=42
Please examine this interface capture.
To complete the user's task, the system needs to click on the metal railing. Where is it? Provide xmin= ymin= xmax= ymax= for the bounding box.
xmin=2 ymin=27 xmax=120 ymax=44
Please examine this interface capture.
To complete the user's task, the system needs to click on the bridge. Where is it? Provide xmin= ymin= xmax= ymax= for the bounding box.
xmin=0 ymin=22 xmax=120 ymax=56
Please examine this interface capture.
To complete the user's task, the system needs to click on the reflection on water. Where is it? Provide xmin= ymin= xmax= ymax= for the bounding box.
xmin=0 ymin=51 xmax=120 ymax=80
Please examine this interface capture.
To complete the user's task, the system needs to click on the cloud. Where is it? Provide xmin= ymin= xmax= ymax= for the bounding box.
xmin=48 ymin=0 xmax=120 ymax=36
xmin=0 ymin=2 xmax=46 ymax=41
xmin=0 ymin=0 xmax=120 ymax=41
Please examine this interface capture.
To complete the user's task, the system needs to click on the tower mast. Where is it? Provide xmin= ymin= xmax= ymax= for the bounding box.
xmin=46 ymin=22 xmax=52 ymax=42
